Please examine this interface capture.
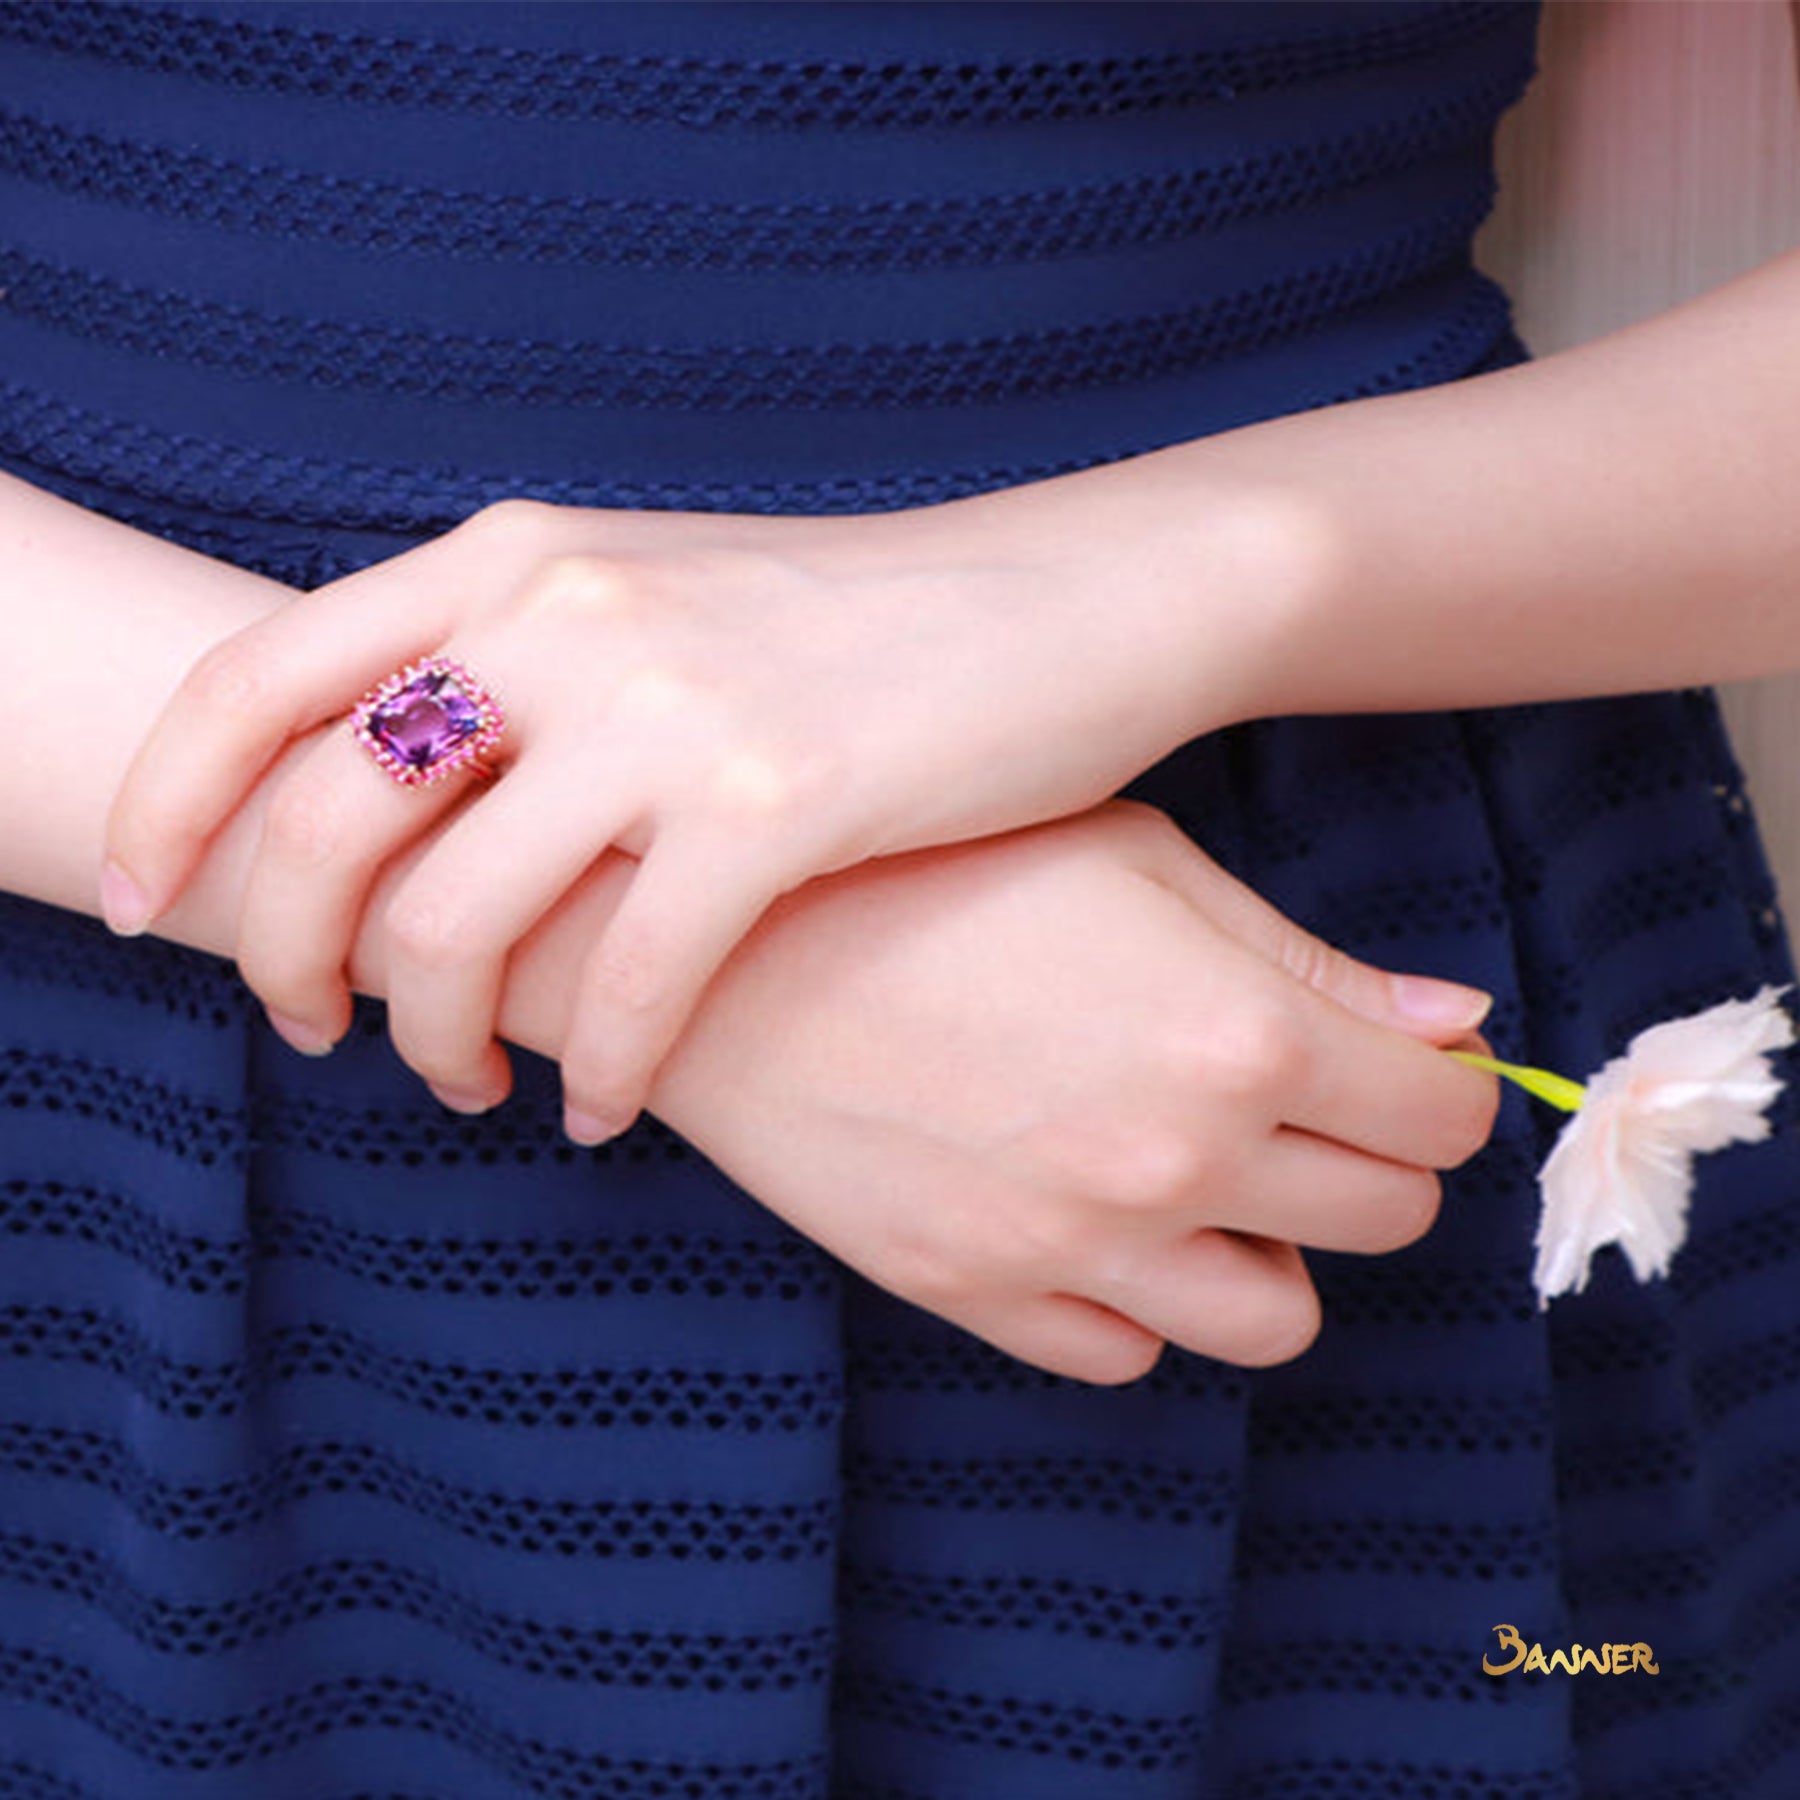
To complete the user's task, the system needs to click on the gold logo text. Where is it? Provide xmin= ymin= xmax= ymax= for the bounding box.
xmin=1482 ymin=1623 xmax=1658 ymax=1676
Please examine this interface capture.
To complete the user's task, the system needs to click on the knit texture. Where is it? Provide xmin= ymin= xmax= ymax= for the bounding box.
xmin=3 ymin=5 xmax=1799 ymax=1796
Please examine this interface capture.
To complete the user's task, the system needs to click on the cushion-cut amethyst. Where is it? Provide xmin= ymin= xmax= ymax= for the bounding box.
xmin=367 ymin=666 xmax=485 ymax=773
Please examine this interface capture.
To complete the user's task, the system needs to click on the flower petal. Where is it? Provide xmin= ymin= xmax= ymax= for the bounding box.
xmin=1529 ymin=987 xmax=1794 ymax=1307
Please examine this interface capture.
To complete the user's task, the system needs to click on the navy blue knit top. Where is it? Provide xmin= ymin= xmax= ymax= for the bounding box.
xmin=4 ymin=6 xmax=1800 ymax=1797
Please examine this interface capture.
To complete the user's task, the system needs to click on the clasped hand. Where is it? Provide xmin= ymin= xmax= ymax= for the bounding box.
xmin=100 ymin=492 xmax=1173 ymax=1142
xmin=95 ymin=493 xmax=1500 ymax=1379
xmin=561 ymin=800 xmax=1500 ymax=1379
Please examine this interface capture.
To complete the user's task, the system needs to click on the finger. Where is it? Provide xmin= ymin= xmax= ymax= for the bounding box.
xmin=971 ymin=1294 xmax=1168 ymax=1387
xmin=378 ymin=756 xmax=637 ymax=1106
xmin=235 ymin=714 xmax=486 ymax=1053
xmin=559 ymin=830 xmax=790 ymax=1145
xmin=1130 ymin=874 xmax=1499 ymax=1173
xmin=1072 ymin=1229 xmax=1322 ymax=1369
xmin=1200 ymin=1128 xmax=1444 ymax=1256
xmin=101 ymin=569 xmax=467 ymax=930
xmin=1275 ymin=984 xmax=1501 ymax=1173
xmin=1133 ymin=825 xmax=1494 ymax=1042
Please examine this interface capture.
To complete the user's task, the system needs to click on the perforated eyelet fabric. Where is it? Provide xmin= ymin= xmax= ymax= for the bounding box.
xmin=7 ymin=4 xmax=1800 ymax=1797
xmin=0 ymin=1 xmax=1522 ymax=131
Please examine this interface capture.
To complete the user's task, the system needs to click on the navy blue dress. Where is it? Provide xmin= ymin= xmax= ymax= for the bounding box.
xmin=3 ymin=4 xmax=1799 ymax=1795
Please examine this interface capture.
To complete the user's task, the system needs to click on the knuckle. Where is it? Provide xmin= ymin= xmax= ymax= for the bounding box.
xmin=1224 ymin=1015 xmax=1296 ymax=1094
xmin=383 ymin=891 xmax=486 ymax=972
xmin=558 ymin=1047 xmax=641 ymax=1126
xmin=264 ymin=777 xmax=345 ymax=867
xmin=517 ymin=553 xmax=636 ymax=624
xmin=1440 ymin=1071 xmax=1503 ymax=1168
xmin=1233 ymin=1279 xmax=1324 ymax=1368
xmin=1362 ymin=1170 xmax=1444 ymax=1254
xmin=1274 ymin=929 xmax=1335 ymax=997
xmin=1409 ymin=1070 xmax=1501 ymax=1173
xmin=460 ymin=496 xmax=555 ymax=552
xmin=1229 ymin=1010 xmax=1306 ymax=1103
xmin=1038 ymin=1112 xmax=1223 ymax=1226
xmin=236 ymin=945 xmax=345 ymax=1038
xmin=187 ymin=637 xmax=269 ymax=721
xmin=1036 ymin=1120 xmax=1140 ymax=1211
xmin=391 ymin=1032 xmax=472 ymax=1090
xmin=1094 ymin=1124 xmax=1207 ymax=1215
xmin=616 ymin=666 xmax=702 ymax=727
xmin=586 ymin=933 xmax=662 ymax=1017
xmin=1010 ymin=1204 xmax=1115 ymax=1286
xmin=1168 ymin=1006 xmax=1303 ymax=1108
xmin=234 ymin=947 xmax=311 ymax=1017
xmin=885 ymin=1232 xmax=980 ymax=1314
xmin=707 ymin=745 xmax=831 ymax=826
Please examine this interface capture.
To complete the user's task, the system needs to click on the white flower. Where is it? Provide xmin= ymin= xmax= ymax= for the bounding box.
xmin=1530 ymin=986 xmax=1795 ymax=1308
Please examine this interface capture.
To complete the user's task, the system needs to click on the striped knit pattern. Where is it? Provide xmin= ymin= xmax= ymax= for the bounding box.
xmin=5 ymin=5 xmax=1800 ymax=1796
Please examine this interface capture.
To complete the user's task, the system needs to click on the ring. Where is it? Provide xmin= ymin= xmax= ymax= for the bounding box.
xmin=350 ymin=653 xmax=507 ymax=789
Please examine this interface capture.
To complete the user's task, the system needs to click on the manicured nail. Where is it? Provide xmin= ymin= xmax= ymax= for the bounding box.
xmin=433 ymin=1082 xmax=503 ymax=1115
xmin=564 ymin=1106 xmax=623 ymax=1147
xmin=266 ymin=1009 xmax=337 ymax=1057
xmin=99 ymin=859 xmax=151 ymax=936
xmin=1393 ymin=975 xmax=1494 ymax=1033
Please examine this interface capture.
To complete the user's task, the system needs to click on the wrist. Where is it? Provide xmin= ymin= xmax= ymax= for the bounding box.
xmin=1152 ymin=457 xmax=1344 ymax=730
xmin=982 ymin=442 xmax=1342 ymax=747
xmin=0 ymin=475 xmax=293 ymax=917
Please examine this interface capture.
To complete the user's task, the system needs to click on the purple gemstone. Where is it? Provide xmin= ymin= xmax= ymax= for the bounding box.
xmin=368 ymin=667 xmax=484 ymax=773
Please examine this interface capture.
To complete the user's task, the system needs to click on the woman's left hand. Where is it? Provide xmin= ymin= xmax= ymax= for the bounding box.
xmin=99 ymin=486 xmax=1259 ymax=1143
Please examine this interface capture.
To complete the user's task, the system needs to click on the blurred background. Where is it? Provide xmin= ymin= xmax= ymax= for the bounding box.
xmin=1475 ymin=0 xmax=1800 ymax=907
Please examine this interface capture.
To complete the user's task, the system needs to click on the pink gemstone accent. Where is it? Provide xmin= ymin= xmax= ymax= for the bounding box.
xmin=352 ymin=656 xmax=505 ymax=788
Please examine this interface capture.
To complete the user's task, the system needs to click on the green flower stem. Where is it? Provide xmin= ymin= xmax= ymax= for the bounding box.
xmin=1449 ymin=1051 xmax=1588 ymax=1114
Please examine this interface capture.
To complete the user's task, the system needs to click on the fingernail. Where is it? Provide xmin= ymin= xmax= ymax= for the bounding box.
xmin=565 ymin=1106 xmax=625 ymax=1147
xmin=266 ymin=1009 xmax=338 ymax=1057
xmin=1393 ymin=975 xmax=1494 ymax=1032
xmin=99 ymin=859 xmax=151 ymax=936
xmin=434 ymin=1082 xmax=502 ymax=1115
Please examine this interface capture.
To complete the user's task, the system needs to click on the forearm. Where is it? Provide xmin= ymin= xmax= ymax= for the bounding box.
xmin=1008 ymin=242 xmax=1800 ymax=735
xmin=0 ymin=469 xmax=298 ymax=911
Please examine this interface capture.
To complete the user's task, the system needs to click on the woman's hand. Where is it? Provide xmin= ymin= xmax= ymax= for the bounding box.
xmin=112 ymin=683 xmax=1493 ymax=1381
xmin=641 ymin=799 xmax=1499 ymax=1382
xmin=95 ymin=487 xmax=1281 ymax=1147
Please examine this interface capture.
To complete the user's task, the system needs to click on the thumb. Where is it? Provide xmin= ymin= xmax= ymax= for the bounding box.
xmin=1269 ymin=927 xmax=1494 ymax=1044
xmin=1128 ymin=817 xmax=1493 ymax=1043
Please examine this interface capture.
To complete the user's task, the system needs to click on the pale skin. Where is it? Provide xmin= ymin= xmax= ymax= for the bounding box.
xmin=0 ymin=469 xmax=1496 ymax=1381
xmin=99 ymin=236 xmax=1800 ymax=1138
xmin=17 ymin=71 xmax=1800 ymax=1380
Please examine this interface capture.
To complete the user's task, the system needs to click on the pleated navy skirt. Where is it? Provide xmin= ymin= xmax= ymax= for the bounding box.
xmin=3 ymin=5 xmax=1799 ymax=1794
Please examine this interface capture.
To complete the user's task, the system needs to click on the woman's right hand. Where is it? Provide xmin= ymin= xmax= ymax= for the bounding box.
xmin=639 ymin=799 xmax=1499 ymax=1384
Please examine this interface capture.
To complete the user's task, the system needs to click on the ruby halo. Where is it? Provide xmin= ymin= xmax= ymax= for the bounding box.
xmin=350 ymin=654 xmax=507 ymax=789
